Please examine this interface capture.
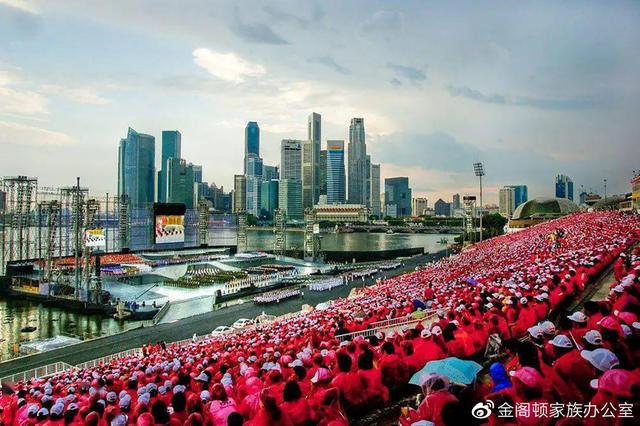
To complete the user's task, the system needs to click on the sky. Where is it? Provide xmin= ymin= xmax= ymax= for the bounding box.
xmin=1 ymin=0 xmax=639 ymax=204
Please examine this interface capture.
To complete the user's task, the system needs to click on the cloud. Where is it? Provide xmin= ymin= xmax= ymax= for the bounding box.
xmin=41 ymin=84 xmax=110 ymax=105
xmin=308 ymin=56 xmax=351 ymax=75
xmin=0 ymin=120 xmax=75 ymax=146
xmin=0 ymin=87 xmax=48 ymax=115
xmin=193 ymin=48 xmax=266 ymax=83
xmin=389 ymin=78 xmax=402 ymax=86
xmin=262 ymin=4 xmax=309 ymax=27
xmin=387 ymin=63 xmax=426 ymax=83
xmin=231 ymin=8 xmax=288 ymax=45
xmin=361 ymin=10 xmax=403 ymax=33
xmin=0 ymin=0 xmax=38 ymax=14
xmin=447 ymin=85 xmax=615 ymax=110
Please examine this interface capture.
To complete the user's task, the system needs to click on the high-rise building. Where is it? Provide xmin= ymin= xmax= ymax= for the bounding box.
xmin=326 ymin=140 xmax=346 ymax=205
xmin=246 ymin=155 xmax=263 ymax=178
xmin=307 ymin=112 xmax=322 ymax=204
xmin=245 ymin=175 xmax=261 ymax=217
xmin=192 ymin=164 xmax=203 ymax=183
xmin=384 ymin=177 xmax=412 ymax=218
xmin=166 ymin=158 xmax=195 ymax=208
xmin=412 ymin=198 xmax=428 ymax=216
xmin=507 ymin=185 xmax=528 ymax=208
xmin=157 ymin=130 xmax=181 ymax=203
xmin=555 ymin=175 xmax=574 ymax=201
xmin=244 ymin=122 xmax=260 ymax=173
xmin=118 ymin=127 xmax=155 ymax=208
xmin=499 ymin=186 xmax=516 ymax=218
xmin=302 ymin=140 xmax=315 ymax=209
xmin=452 ymin=193 xmax=461 ymax=210
xmin=281 ymin=140 xmax=302 ymax=180
xmin=279 ymin=179 xmax=303 ymax=220
xmin=233 ymin=174 xmax=246 ymax=212
xmin=319 ymin=150 xmax=327 ymax=197
xmin=263 ymin=165 xmax=279 ymax=181
xmin=434 ymin=199 xmax=452 ymax=217
xmin=370 ymin=163 xmax=381 ymax=217
xmin=260 ymin=180 xmax=279 ymax=220
xmin=347 ymin=118 xmax=368 ymax=205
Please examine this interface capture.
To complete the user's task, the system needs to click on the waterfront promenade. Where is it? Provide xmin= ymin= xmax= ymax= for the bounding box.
xmin=0 ymin=250 xmax=447 ymax=378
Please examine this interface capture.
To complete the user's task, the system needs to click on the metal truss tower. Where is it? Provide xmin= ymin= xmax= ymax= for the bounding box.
xmin=236 ymin=211 xmax=248 ymax=253
xmin=1 ymin=176 xmax=38 ymax=275
xmin=273 ymin=208 xmax=286 ymax=255
xmin=197 ymin=200 xmax=209 ymax=246
xmin=304 ymin=207 xmax=319 ymax=261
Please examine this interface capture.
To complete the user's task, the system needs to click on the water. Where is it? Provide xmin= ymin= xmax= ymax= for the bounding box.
xmin=0 ymin=232 xmax=453 ymax=363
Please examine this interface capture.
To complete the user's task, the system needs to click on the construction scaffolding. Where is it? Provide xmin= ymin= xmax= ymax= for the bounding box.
xmin=236 ymin=211 xmax=247 ymax=253
xmin=304 ymin=208 xmax=319 ymax=261
xmin=0 ymin=176 xmax=38 ymax=274
xmin=273 ymin=208 xmax=286 ymax=255
xmin=197 ymin=200 xmax=209 ymax=246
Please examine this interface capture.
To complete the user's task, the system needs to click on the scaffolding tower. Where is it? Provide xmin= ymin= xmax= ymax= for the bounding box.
xmin=118 ymin=194 xmax=129 ymax=250
xmin=39 ymin=200 xmax=60 ymax=285
xmin=197 ymin=200 xmax=210 ymax=246
xmin=273 ymin=208 xmax=286 ymax=255
xmin=304 ymin=208 xmax=319 ymax=261
xmin=236 ymin=211 xmax=247 ymax=253
xmin=1 ymin=176 xmax=38 ymax=275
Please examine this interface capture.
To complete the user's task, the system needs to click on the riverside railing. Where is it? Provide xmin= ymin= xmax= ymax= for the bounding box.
xmin=0 ymin=362 xmax=74 ymax=385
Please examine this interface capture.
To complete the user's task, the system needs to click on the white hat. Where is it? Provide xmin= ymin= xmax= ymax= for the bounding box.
xmin=420 ymin=329 xmax=431 ymax=338
xmin=550 ymin=334 xmax=573 ymax=349
xmin=51 ymin=404 xmax=64 ymax=416
xmin=431 ymin=325 xmax=442 ymax=336
xmin=621 ymin=324 xmax=632 ymax=337
xmin=520 ymin=297 xmax=528 ymax=305
xmin=613 ymin=285 xmax=625 ymax=293
xmin=567 ymin=311 xmax=588 ymax=323
xmin=527 ymin=326 xmax=543 ymax=339
xmin=583 ymin=330 xmax=603 ymax=346
xmin=539 ymin=321 xmax=556 ymax=335
xmin=632 ymin=321 xmax=640 ymax=331
xmin=580 ymin=348 xmax=619 ymax=372
xmin=200 ymin=390 xmax=210 ymax=401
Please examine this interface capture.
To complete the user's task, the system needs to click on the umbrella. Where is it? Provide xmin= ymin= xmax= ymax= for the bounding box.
xmin=410 ymin=357 xmax=483 ymax=386
xmin=465 ymin=278 xmax=479 ymax=286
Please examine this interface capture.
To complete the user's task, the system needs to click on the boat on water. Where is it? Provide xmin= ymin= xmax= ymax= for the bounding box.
xmin=438 ymin=237 xmax=449 ymax=244
xmin=20 ymin=326 xmax=37 ymax=333
xmin=386 ymin=229 xmax=394 ymax=234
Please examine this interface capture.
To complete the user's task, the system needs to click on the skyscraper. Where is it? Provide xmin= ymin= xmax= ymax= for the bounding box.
xmin=244 ymin=122 xmax=259 ymax=173
xmin=233 ymin=174 xmax=246 ymax=212
xmin=452 ymin=193 xmax=461 ymax=210
xmin=499 ymin=186 xmax=516 ymax=218
xmin=347 ymin=118 xmax=368 ymax=205
xmin=166 ymin=158 xmax=195 ymax=208
xmin=507 ymin=185 xmax=528 ymax=208
xmin=326 ymin=140 xmax=346 ymax=204
xmin=279 ymin=179 xmax=303 ymax=220
xmin=157 ymin=130 xmax=181 ymax=203
xmin=412 ymin=198 xmax=428 ymax=216
xmin=246 ymin=155 xmax=263 ymax=179
xmin=302 ymin=140 xmax=315 ymax=209
xmin=370 ymin=163 xmax=381 ymax=217
xmin=555 ymin=175 xmax=574 ymax=201
xmin=308 ymin=113 xmax=321 ymax=200
xmin=262 ymin=165 xmax=279 ymax=181
xmin=245 ymin=175 xmax=261 ymax=216
xmin=281 ymin=140 xmax=302 ymax=180
xmin=384 ymin=177 xmax=412 ymax=218
xmin=118 ymin=127 xmax=155 ymax=208
xmin=319 ymin=150 xmax=327 ymax=197
xmin=260 ymin=180 xmax=279 ymax=220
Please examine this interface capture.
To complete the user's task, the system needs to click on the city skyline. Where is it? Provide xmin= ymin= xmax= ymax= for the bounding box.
xmin=1 ymin=1 xmax=639 ymax=203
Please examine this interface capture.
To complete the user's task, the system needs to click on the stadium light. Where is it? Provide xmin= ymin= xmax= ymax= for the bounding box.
xmin=473 ymin=162 xmax=485 ymax=242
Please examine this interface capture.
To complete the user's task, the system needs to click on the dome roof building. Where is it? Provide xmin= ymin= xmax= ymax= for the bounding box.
xmin=509 ymin=197 xmax=579 ymax=230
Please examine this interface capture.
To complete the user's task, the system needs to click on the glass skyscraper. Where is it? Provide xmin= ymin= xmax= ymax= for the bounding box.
xmin=244 ymin=122 xmax=259 ymax=173
xmin=326 ymin=140 xmax=345 ymax=204
xmin=555 ymin=175 xmax=574 ymax=201
xmin=158 ymin=130 xmax=181 ymax=203
xmin=166 ymin=158 xmax=195 ymax=208
xmin=507 ymin=185 xmax=528 ymax=208
xmin=118 ymin=127 xmax=155 ymax=208
xmin=348 ymin=118 xmax=368 ymax=205
xmin=260 ymin=180 xmax=279 ymax=220
xmin=384 ymin=177 xmax=412 ymax=218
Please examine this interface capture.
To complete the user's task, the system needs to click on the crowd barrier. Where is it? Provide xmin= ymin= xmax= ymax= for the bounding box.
xmin=336 ymin=310 xmax=440 ymax=342
xmin=0 ymin=362 xmax=74 ymax=386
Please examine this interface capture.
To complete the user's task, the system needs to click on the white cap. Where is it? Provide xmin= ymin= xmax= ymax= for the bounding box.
xmin=580 ymin=348 xmax=619 ymax=372
xmin=567 ymin=311 xmax=588 ymax=323
xmin=520 ymin=297 xmax=528 ymax=305
xmin=550 ymin=334 xmax=573 ymax=349
xmin=621 ymin=324 xmax=632 ymax=337
xmin=527 ymin=325 xmax=543 ymax=339
xmin=583 ymin=330 xmax=603 ymax=346
xmin=420 ymin=329 xmax=431 ymax=338
xmin=613 ymin=285 xmax=625 ymax=293
xmin=431 ymin=325 xmax=442 ymax=336
xmin=539 ymin=321 xmax=556 ymax=335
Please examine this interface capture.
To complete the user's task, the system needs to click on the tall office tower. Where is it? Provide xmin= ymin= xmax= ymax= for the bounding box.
xmin=279 ymin=179 xmax=303 ymax=220
xmin=245 ymin=175 xmax=261 ymax=216
xmin=246 ymin=155 xmax=263 ymax=178
xmin=260 ymin=180 xmax=279 ymax=220
xmin=166 ymin=158 xmax=195 ymax=208
xmin=452 ymin=193 xmax=461 ymax=210
xmin=555 ymin=175 xmax=574 ymax=201
xmin=233 ymin=174 xmax=247 ymax=212
xmin=348 ymin=118 xmax=368 ymax=205
xmin=118 ymin=127 xmax=155 ymax=208
xmin=326 ymin=140 xmax=346 ymax=204
xmin=302 ymin=140 xmax=314 ymax=209
xmin=384 ymin=177 xmax=412 ymax=218
xmin=308 ymin=112 xmax=321 ymax=203
xmin=263 ymin=165 xmax=279 ymax=181
xmin=244 ymin=122 xmax=260 ymax=173
xmin=370 ymin=163 xmax=381 ymax=217
xmin=280 ymin=139 xmax=302 ymax=180
xmin=507 ymin=185 xmax=528 ymax=208
xmin=319 ymin=150 xmax=327 ymax=197
xmin=156 ymin=130 xmax=181 ymax=203
xmin=412 ymin=198 xmax=428 ymax=216
xmin=192 ymin=164 xmax=203 ymax=183
xmin=499 ymin=186 xmax=516 ymax=218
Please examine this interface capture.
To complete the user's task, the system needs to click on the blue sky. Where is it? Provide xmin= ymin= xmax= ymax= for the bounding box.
xmin=1 ymin=0 xmax=639 ymax=203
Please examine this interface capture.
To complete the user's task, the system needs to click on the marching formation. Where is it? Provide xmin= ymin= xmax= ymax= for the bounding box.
xmin=1 ymin=211 xmax=639 ymax=426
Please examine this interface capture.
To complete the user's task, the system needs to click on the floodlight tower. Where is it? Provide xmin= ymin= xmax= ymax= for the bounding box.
xmin=473 ymin=162 xmax=485 ymax=242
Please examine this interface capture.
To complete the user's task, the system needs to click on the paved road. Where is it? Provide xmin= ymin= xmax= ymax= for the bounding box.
xmin=0 ymin=250 xmax=448 ymax=378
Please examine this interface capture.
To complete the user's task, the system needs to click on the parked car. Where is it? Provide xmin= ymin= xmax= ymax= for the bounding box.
xmin=232 ymin=318 xmax=255 ymax=329
xmin=211 ymin=326 xmax=232 ymax=336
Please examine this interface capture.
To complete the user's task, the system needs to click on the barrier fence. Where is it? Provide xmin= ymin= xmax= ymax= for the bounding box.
xmin=336 ymin=311 xmax=440 ymax=342
xmin=0 ymin=362 xmax=74 ymax=385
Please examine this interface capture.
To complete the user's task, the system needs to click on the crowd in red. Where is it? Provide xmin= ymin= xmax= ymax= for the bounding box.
xmin=2 ymin=211 xmax=640 ymax=426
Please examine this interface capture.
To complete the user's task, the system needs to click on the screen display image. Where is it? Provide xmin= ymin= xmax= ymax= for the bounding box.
xmin=154 ymin=203 xmax=187 ymax=244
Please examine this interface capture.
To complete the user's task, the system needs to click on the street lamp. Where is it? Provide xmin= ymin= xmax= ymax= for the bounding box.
xmin=473 ymin=162 xmax=485 ymax=242
xmin=603 ymin=178 xmax=607 ymax=202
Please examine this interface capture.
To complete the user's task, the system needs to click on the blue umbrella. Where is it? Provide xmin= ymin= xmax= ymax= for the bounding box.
xmin=465 ymin=277 xmax=479 ymax=286
xmin=409 ymin=357 xmax=483 ymax=386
